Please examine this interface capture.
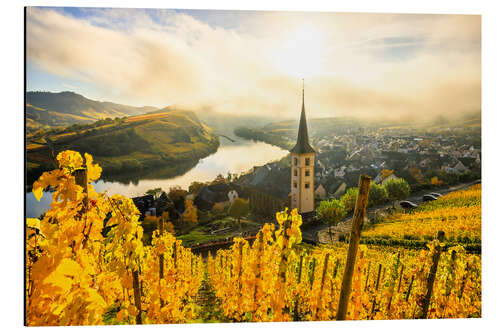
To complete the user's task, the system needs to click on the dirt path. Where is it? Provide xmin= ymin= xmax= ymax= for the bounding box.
xmin=193 ymin=273 xmax=225 ymax=322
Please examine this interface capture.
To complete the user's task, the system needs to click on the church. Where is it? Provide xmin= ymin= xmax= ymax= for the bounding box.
xmin=290 ymin=81 xmax=316 ymax=216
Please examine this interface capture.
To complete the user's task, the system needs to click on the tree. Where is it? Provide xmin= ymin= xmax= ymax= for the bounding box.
xmin=145 ymin=187 xmax=163 ymax=200
xmin=384 ymin=178 xmax=410 ymax=202
xmin=368 ymin=183 xmax=388 ymax=207
xmin=409 ymin=166 xmax=426 ymax=184
xmin=228 ymin=198 xmax=249 ymax=230
xmin=183 ymin=199 xmax=198 ymax=225
xmin=317 ymin=199 xmax=347 ymax=244
xmin=211 ymin=202 xmax=225 ymax=215
xmin=168 ymin=186 xmax=187 ymax=212
xmin=431 ymin=176 xmax=443 ymax=186
xmin=340 ymin=187 xmax=358 ymax=213
xmin=380 ymin=169 xmax=394 ymax=182
xmin=188 ymin=181 xmax=205 ymax=195
xmin=211 ymin=174 xmax=226 ymax=185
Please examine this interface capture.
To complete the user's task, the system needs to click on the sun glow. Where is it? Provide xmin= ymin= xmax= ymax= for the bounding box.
xmin=271 ymin=24 xmax=328 ymax=78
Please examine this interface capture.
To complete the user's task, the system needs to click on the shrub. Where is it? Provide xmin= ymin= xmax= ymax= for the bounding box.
xmin=368 ymin=183 xmax=388 ymax=207
xmin=211 ymin=202 xmax=225 ymax=215
xmin=384 ymin=178 xmax=410 ymax=201
xmin=317 ymin=199 xmax=347 ymax=227
xmin=228 ymin=198 xmax=250 ymax=229
xmin=317 ymin=199 xmax=347 ymax=244
xmin=340 ymin=187 xmax=358 ymax=212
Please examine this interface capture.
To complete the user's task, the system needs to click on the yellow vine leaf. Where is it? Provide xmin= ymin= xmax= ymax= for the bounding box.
xmin=27 ymin=218 xmax=40 ymax=230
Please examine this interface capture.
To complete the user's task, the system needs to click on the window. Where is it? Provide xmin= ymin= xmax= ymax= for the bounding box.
xmin=305 ymin=157 xmax=310 ymax=166
xmin=305 ymin=182 xmax=310 ymax=189
xmin=305 ymin=170 xmax=310 ymax=177
xmin=293 ymin=169 xmax=298 ymax=176
xmin=294 ymin=157 xmax=298 ymax=166
xmin=293 ymin=182 xmax=297 ymax=188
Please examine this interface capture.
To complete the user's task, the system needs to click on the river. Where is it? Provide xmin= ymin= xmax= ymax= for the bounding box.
xmin=26 ymin=139 xmax=289 ymax=218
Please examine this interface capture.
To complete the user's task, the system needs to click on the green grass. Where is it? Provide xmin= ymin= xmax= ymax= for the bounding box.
xmin=177 ymin=216 xmax=262 ymax=247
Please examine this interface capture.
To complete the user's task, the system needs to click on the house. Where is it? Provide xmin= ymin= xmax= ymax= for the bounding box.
xmin=194 ymin=183 xmax=246 ymax=211
xmin=454 ymin=161 xmax=469 ymax=174
xmin=334 ymin=166 xmax=346 ymax=178
xmin=419 ymin=158 xmax=432 ymax=169
xmin=132 ymin=194 xmax=155 ymax=219
xmin=315 ymin=184 xmax=327 ymax=200
xmin=228 ymin=189 xmax=238 ymax=204
xmin=194 ymin=183 xmax=232 ymax=211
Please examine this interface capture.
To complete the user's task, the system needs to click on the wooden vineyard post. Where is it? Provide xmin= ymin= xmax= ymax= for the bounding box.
xmin=375 ymin=263 xmax=382 ymax=291
xmin=158 ymin=217 xmax=165 ymax=307
xmin=397 ymin=265 xmax=405 ymax=293
xmin=74 ymin=167 xmax=91 ymax=249
xmin=158 ymin=217 xmax=164 ymax=280
xmin=293 ymin=254 xmax=304 ymax=321
xmin=419 ymin=230 xmax=445 ymax=319
xmin=406 ymin=275 xmax=414 ymax=302
xmin=314 ymin=253 xmax=330 ymax=320
xmin=336 ymin=175 xmax=371 ymax=321
xmin=132 ymin=270 xmax=142 ymax=324
xmin=364 ymin=262 xmax=371 ymax=292
xmin=73 ymin=168 xmax=88 ymax=205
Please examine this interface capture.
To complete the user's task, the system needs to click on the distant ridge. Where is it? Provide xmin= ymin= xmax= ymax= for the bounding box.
xmin=26 ymin=91 xmax=158 ymax=131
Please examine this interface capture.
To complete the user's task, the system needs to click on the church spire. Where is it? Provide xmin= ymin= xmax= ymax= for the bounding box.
xmin=290 ymin=79 xmax=315 ymax=154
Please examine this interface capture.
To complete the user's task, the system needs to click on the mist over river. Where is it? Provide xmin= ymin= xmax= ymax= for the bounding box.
xmin=26 ymin=139 xmax=288 ymax=218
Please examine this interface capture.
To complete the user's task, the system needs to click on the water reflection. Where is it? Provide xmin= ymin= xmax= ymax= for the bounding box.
xmin=26 ymin=140 xmax=289 ymax=218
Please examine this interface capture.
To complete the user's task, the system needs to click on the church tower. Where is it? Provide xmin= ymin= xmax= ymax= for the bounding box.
xmin=290 ymin=80 xmax=315 ymax=215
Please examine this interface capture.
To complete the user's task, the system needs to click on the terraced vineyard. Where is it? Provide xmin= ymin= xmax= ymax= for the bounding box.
xmin=25 ymin=151 xmax=482 ymax=325
xmin=360 ymin=185 xmax=481 ymax=251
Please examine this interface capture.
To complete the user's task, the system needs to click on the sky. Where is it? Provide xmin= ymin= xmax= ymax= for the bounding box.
xmin=25 ymin=7 xmax=481 ymax=120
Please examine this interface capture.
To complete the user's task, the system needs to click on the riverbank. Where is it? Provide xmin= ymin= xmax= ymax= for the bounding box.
xmin=26 ymin=140 xmax=290 ymax=217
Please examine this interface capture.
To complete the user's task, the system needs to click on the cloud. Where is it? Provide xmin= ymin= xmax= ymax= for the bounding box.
xmin=26 ymin=8 xmax=480 ymax=121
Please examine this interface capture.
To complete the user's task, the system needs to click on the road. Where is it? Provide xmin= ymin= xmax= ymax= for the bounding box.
xmin=302 ymin=180 xmax=480 ymax=244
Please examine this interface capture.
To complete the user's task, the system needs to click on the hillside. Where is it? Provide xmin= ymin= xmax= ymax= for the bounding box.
xmin=26 ymin=109 xmax=219 ymax=184
xmin=26 ymin=91 xmax=158 ymax=131
xmin=359 ymin=184 xmax=481 ymax=251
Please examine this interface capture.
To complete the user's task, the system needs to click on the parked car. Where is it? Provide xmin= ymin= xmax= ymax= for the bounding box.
xmin=399 ymin=200 xmax=418 ymax=209
xmin=423 ymin=194 xmax=439 ymax=202
xmin=429 ymin=192 xmax=442 ymax=197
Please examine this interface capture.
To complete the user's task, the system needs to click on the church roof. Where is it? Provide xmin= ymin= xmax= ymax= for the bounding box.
xmin=290 ymin=83 xmax=315 ymax=154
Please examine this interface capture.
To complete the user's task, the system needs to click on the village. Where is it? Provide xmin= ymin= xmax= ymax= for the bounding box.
xmin=131 ymin=105 xmax=481 ymax=252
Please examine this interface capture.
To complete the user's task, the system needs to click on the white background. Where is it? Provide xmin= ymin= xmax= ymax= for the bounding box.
xmin=2 ymin=0 xmax=499 ymax=332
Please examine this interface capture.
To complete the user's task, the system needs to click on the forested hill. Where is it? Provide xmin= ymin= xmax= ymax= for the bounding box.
xmin=26 ymin=109 xmax=219 ymax=184
xmin=26 ymin=91 xmax=158 ymax=131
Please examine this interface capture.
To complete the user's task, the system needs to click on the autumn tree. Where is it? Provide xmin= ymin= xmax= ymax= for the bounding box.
xmin=228 ymin=198 xmax=249 ymax=230
xmin=431 ymin=176 xmax=443 ymax=186
xmin=183 ymin=199 xmax=198 ymax=224
xmin=379 ymin=169 xmax=394 ymax=182
xmin=211 ymin=202 xmax=225 ymax=215
xmin=409 ymin=166 xmax=426 ymax=184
